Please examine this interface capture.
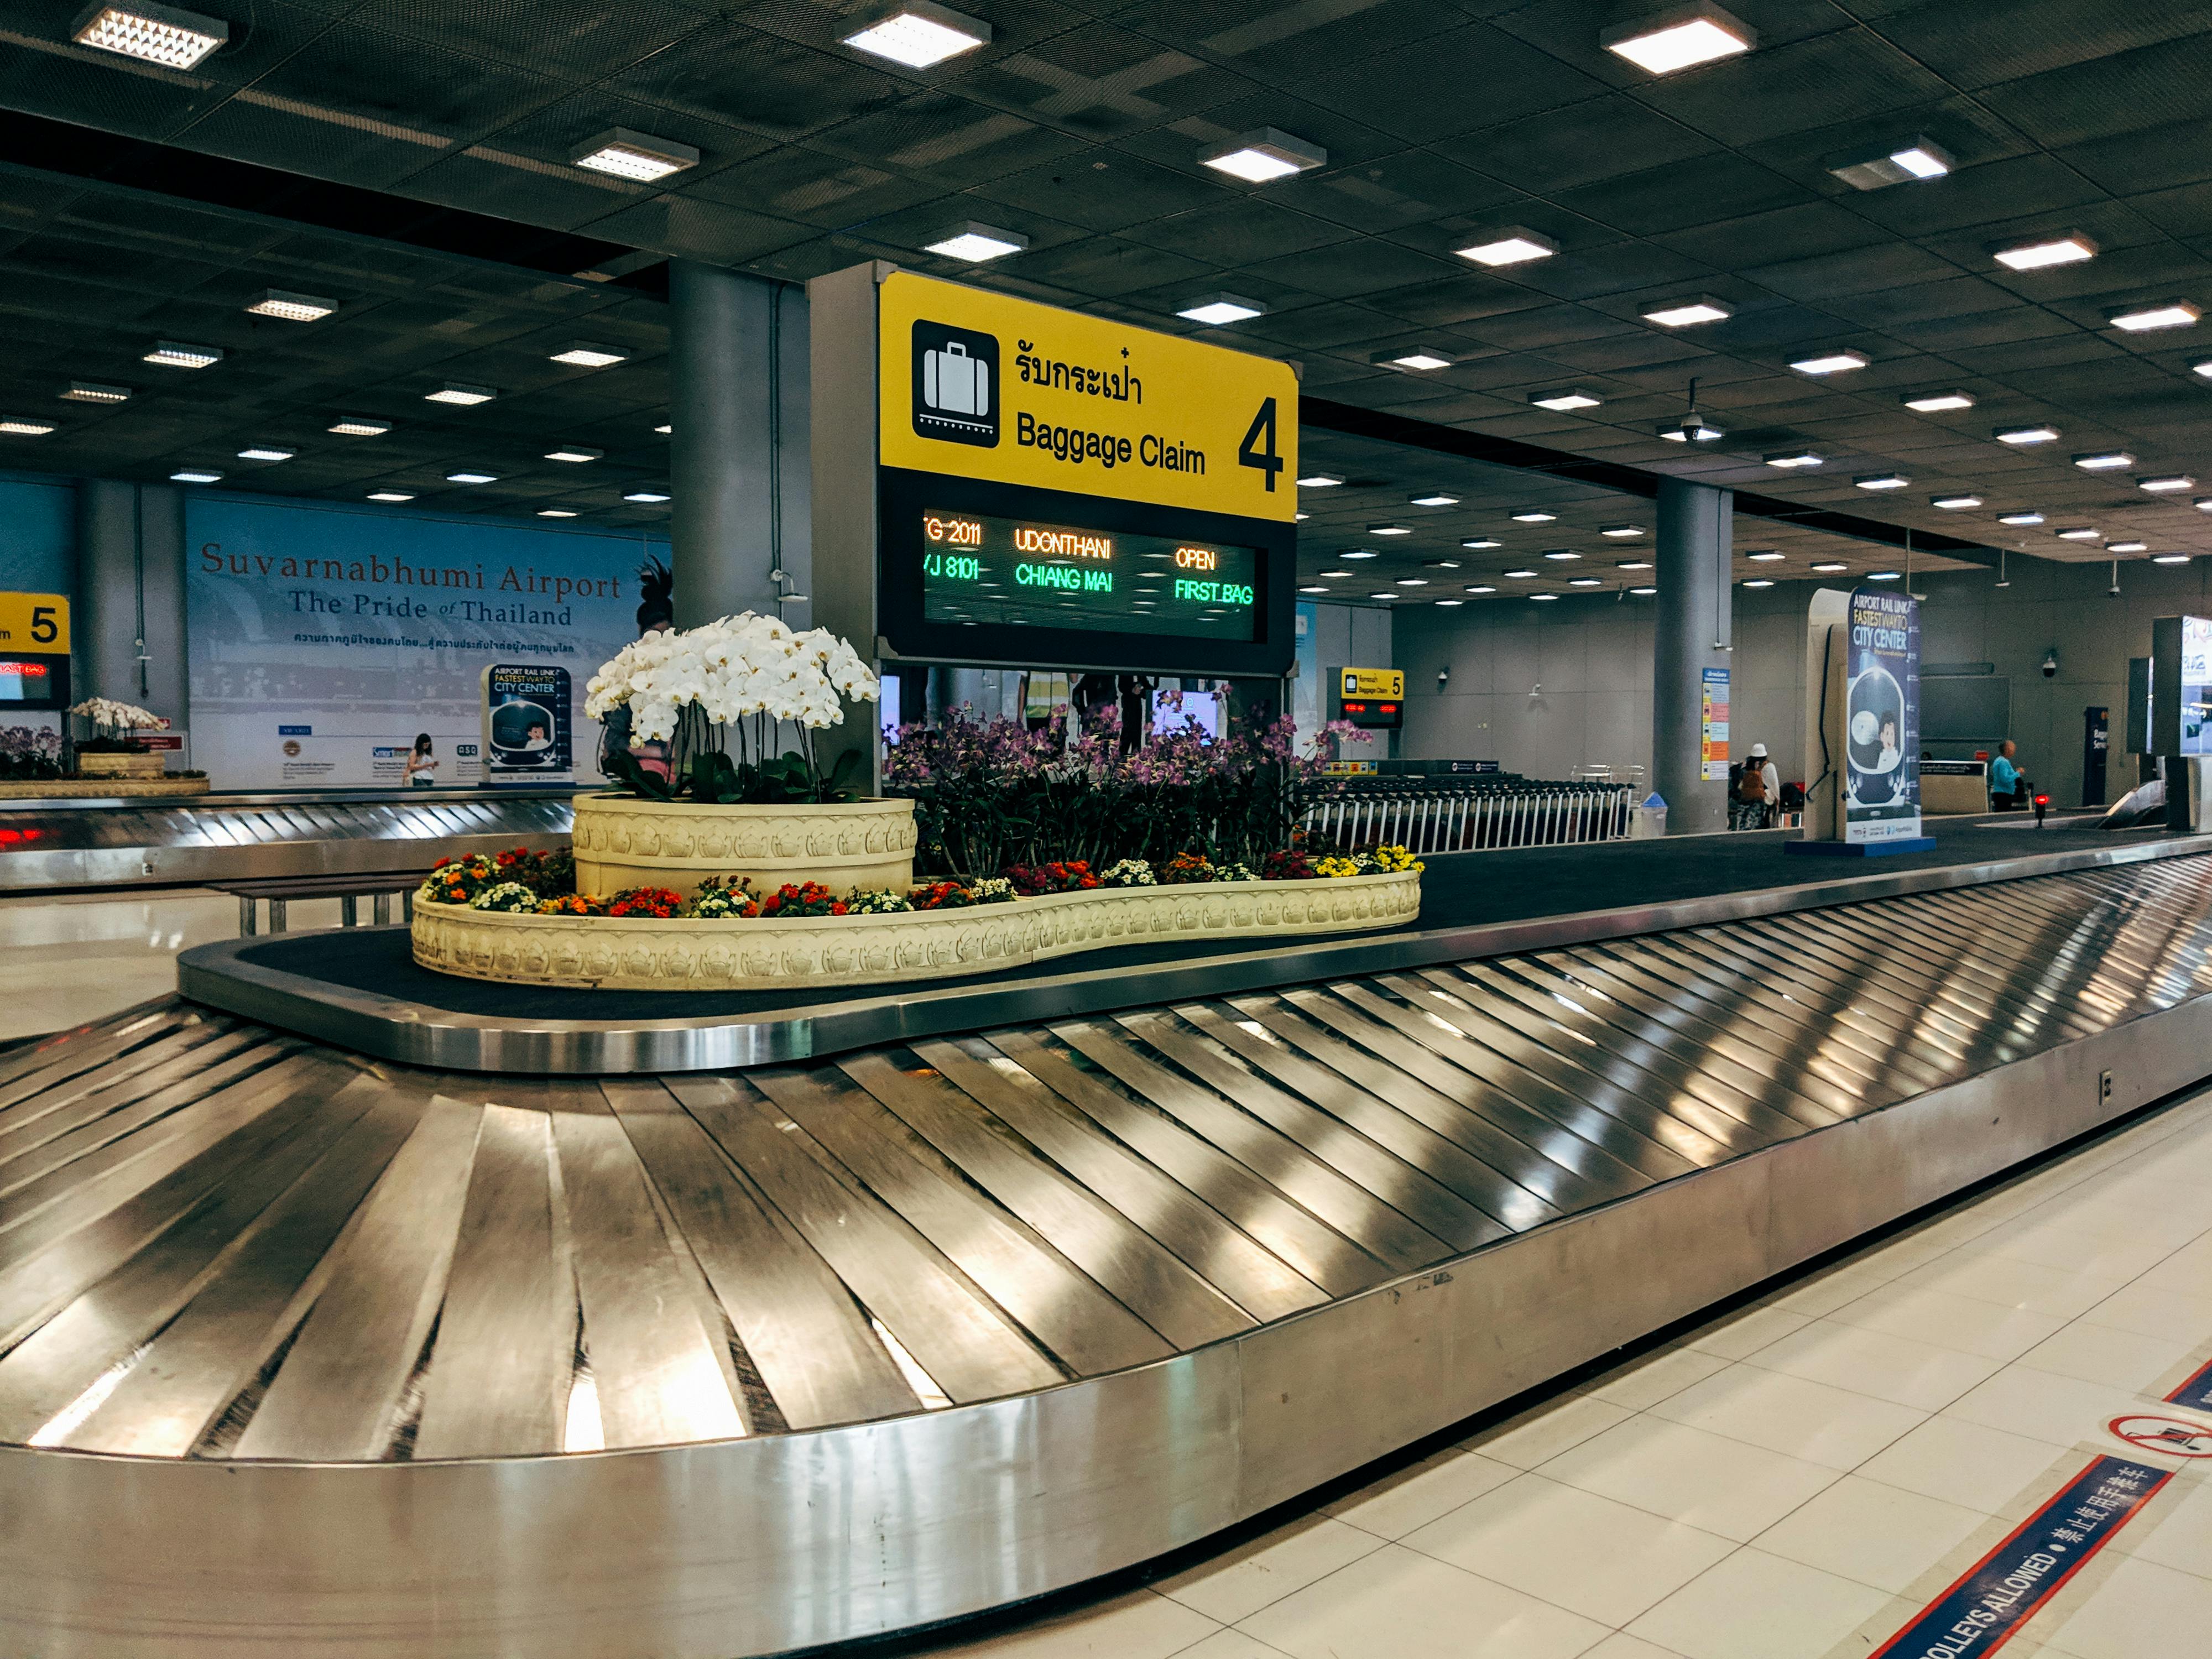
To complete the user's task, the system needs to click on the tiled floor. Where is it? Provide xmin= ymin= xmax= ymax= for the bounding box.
xmin=904 ymin=1084 xmax=2212 ymax=1659
xmin=0 ymin=888 xmax=342 ymax=1039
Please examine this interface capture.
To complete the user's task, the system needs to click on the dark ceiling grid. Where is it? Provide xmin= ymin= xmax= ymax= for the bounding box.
xmin=6 ymin=2 xmax=2212 ymax=574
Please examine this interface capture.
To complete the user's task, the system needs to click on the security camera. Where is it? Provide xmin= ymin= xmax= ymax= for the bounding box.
xmin=2041 ymin=650 xmax=2058 ymax=679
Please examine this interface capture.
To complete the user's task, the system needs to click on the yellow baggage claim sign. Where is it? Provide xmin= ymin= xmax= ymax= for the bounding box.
xmin=865 ymin=271 xmax=1301 ymax=679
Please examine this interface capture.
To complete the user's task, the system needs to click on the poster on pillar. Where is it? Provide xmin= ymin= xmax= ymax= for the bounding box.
xmin=186 ymin=497 xmax=657 ymax=790
xmin=1700 ymin=667 xmax=1730 ymax=781
xmin=1844 ymin=585 xmax=1922 ymax=844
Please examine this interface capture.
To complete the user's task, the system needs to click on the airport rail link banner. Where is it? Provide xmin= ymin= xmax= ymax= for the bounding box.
xmin=1844 ymin=583 xmax=1922 ymax=845
xmin=187 ymin=497 xmax=659 ymax=789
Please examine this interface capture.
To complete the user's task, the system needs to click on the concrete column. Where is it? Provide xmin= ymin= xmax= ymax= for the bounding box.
xmin=74 ymin=479 xmax=188 ymax=724
xmin=667 ymin=260 xmax=811 ymax=628
xmin=1651 ymin=478 xmax=1732 ymax=832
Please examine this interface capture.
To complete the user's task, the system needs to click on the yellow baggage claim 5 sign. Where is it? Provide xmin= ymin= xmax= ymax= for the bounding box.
xmin=878 ymin=272 xmax=1300 ymax=523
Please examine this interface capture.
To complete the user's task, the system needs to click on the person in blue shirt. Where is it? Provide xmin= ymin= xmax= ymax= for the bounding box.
xmin=1988 ymin=740 xmax=2027 ymax=808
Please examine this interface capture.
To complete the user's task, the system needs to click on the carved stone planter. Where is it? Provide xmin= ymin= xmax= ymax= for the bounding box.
xmin=412 ymin=870 xmax=1422 ymax=992
xmin=570 ymin=794 xmax=917 ymax=900
xmin=72 ymin=751 xmax=165 ymax=778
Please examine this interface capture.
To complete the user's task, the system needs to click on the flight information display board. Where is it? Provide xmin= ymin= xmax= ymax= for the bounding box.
xmin=919 ymin=507 xmax=1259 ymax=641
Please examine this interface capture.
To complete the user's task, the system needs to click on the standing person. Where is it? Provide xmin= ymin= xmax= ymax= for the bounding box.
xmin=1732 ymin=742 xmax=1778 ymax=828
xmin=1989 ymin=739 xmax=2027 ymax=809
xmin=404 ymin=733 xmax=437 ymax=787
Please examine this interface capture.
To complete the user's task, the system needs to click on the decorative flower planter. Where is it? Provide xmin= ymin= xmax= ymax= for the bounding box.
xmin=0 ymin=776 xmax=208 ymax=799
xmin=570 ymin=794 xmax=917 ymax=900
xmin=73 ymin=752 xmax=165 ymax=779
xmin=413 ymin=869 xmax=1421 ymax=992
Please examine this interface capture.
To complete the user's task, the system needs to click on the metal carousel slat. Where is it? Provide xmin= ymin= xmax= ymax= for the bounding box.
xmin=0 ymin=1019 xmax=237 ymax=1154
xmin=0 ymin=1009 xmax=198 ymax=1121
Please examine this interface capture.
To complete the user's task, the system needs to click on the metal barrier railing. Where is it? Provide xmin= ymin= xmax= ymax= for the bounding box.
xmin=1297 ymin=778 xmax=1634 ymax=854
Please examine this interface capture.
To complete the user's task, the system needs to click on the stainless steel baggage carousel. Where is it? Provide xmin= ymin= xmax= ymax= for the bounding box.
xmin=4 ymin=831 xmax=2212 ymax=1656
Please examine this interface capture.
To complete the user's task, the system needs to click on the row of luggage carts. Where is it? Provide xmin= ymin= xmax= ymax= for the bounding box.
xmin=1298 ymin=776 xmax=1635 ymax=854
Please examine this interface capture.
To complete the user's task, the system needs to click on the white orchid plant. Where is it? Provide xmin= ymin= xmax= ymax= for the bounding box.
xmin=585 ymin=612 xmax=880 ymax=804
xmin=69 ymin=698 xmax=168 ymax=751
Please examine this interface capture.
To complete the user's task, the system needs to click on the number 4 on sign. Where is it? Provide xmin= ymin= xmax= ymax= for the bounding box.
xmin=1239 ymin=398 xmax=1284 ymax=492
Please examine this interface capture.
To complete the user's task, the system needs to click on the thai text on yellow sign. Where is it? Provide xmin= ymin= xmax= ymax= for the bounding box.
xmin=879 ymin=272 xmax=1300 ymax=523
xmin=1342 ymin=667 xmax=1404 ymax=698
xmin=0 ymin=592 xmax=69 ymax=653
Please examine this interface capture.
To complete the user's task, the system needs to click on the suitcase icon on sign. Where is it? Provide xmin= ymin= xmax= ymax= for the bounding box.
xmin=911 ymin=321 xmax=999 ymax=447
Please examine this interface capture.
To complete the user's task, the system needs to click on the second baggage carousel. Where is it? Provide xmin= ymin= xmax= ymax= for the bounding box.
xmin=6 ymin=822 xmax=2212 ymax=1657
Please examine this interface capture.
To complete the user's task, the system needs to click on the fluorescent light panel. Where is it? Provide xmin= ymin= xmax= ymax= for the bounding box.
xmin=1790 ymin=351 xmax=1866 ymax=374
xmin=1629 ymin=585 xmax=1657 ymax=595
xmin=1855 ymin=472 xmax=1910 ymax=489
xmin=328 ymin=418 xmax=390 ymax=436
xmin=2109 ymin=540 xmax=2147 ymax=553
xmin=1743 ymin=578 xmax=1774 ymax=588
xmin=2056 ymin=527 xmax=2100 ymax=540
xmin=545 ymin=447 xmax=602 ymax=463
xmin=1765 ymin=450 xmax=1823 ymax=468
xmin=426 ymin=384 xmax=496 ymax=406
xmin=1408 ymin=492 xmax=1458 ymax=507
xmin=2110 ymin=302 xmax=2199 ymax=332
xmin=1811 ymin=562 xmax=1849 ymax=573
xmin=367 ymin=492 xmax=413 ymax=503
xmin=550 ymin=343 xmax=629 ymax=368
xmin=623 ymin=490 xmax=671 ymax=503
xmin=1992 ymin=232 xmax=2096 ymax=271
xmin=1511 ymin=510 xmax=1556 ymax=523
xmin=538 ymin=509 xmax=578 ymax=519
xmin=1904 ymin=390 xmax=1974 ymax=411
xmin=2074 ymin=451 xmax=2133 ymax=471
xmin=1541 ymin=550 xmax=1579 ymax=561
xmin=244 ymin=289 xmax=335 ymax=321
xmin=1643 ymin=296 xmax=1732 ymax=327
xmin=237 ymin=446 xmax=293 ymax=461
xmin=841 ymin=2 xmax=991 ymax=68
xmin=60 ymin=382 xmax=128 ymax=404
xmin=571 ymin=128 xmax=698 ymax=182
xmin=1297 ymin=472 xmax=1342 ymax=487
xmin=1600 ymin=524 xmax=1645 ymax=538
xmin=1454 ymin=227 xmax=1556 ymax=267
xmin=1600 ymin=3 xmax=1756 ymax=75
xmin=71 ymin=1 xmax=226 ymax=69
xmin=0 ymin=420 xmax=55 ymax=436
xmin=1995 ymin=424 xmax=2059 ymax=445
xmin=1570 ymin=577 xmax=1602 ymax=587
xmin=2140 ymin=474 xmax=2195 ymax=492
xmin=1379 ymin=347 xmax=1454 ymax=371
xmin=1200 ymin=127 xmax=1327 ymax=183
xmin=1828 ymin=135 xmax=1953 ymax=191
xmin=169 ymin=469 xmax=221 ymax=483
xmin=1746 ymin=550 xmax=1785 ymax=561
xmin=446 ymin=471 xmax=497 ymax=484
xmin=1931 ymin=493 xmax=1983 ymax=509
xmin=2154 ymin=554 xmax=2192 ymax=565
xmin=142 ymin=340 xmax=220 ymax=368
xmin=1462 ymin=538 xmax=1501 ymax=550
xmin=1368 ymin=523 xmax=1412 ymax=535
xmin=1177 ymin=293 xmax=1264 ymax=326
xmin=1997 ymin=512 xmax=2045 ymax=526
xmin=924 ymin=222 xmax=1027 ymax=262
xmin=1530 ymin=388 xmax=1601 ymax=410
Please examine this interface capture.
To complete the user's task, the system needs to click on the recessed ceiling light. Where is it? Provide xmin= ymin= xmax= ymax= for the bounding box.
xmin=1742 ymin=578 xmax=1775 ymax=588
xmin=1369 ymin=591 xmax=1399 ymax=601
xmin=623 ymin=489 xmax=671 ymax=503
xmin=427 ymin=383 xmax=497 ymax=406
xmin=2110 ymin=302 xmax=2199 ymax=332
xmin=1199 ymin=127 xmax=1327 ymax=182
xmin=1395 ymin=577 xmax=1429 ymax=586
xmin=1541 ymin=550 xmax=1580 ymax=561
xmin=1617 ymin=560 xmax=1653 ymax=571
xmin=1746 ymin=550 xmax=1785 ymax=562
xmin=1424 ymin=559 xmax=1462 ymax=570
xmin=446 ymin=471 xmax=497 ymax=484
xmin=2109 ymin=540 xmax=2148 ymax=553
xmin=1369 ymin=523 xmax=1412 ymax=535
xmin=1867 ymin=571 xmax=1902 ymax=581
xmin=841 ymin=0 xmax=990 ymax=65
xmin=1998 ymin=511 xmax=2046 ymax=526
xmin=1340 ymin=549 xmax=1378 ymax=560
xmin=546 ymin=447 xmax=603 ymax=463
xmin=1531 ymin=388 xmax=1601 ymax=410
xmin=1454 ymin=227 xmax=1556 ymax=267
xmin=0 ymin=419 xmax=55 ymax=436
xmin=1789 ymin=351 xmax=1867 ymax=375
xmin=1855 ymin=472 xmax=1909 ymax=489
xmin=551 ymin=343 xmax=630 ymax=368
xmin=244 ymin=289 xmax=335 ymax=322
xmin=60 ymin=382 xmax=129 ymax=404
xmin=1992 ymin=232 xmax=2096 ymax=272
xmin=924 ymin=222 xmax=1027 ymax=262
xmin=654 ymin=422 xmax=672 ymax=435
xmin=1177 ymin=293 xmax=1264 ymax=326
xmin=169 ymin=469 xmax=221 ymax=483
xmin=1765 ymin=450 xmax=1823 ymax=468
xmin=1600 ymin=524 xmax=1645 ymax=538
xmin=1378 ymin=347 xmax=1454 ymax=371
xmin=1600 ymin=2 xmax=1756 ymax=75
xmin=237 ymin=446 xmax=294 ymax=462
xmin=1465 ymin=585 xmax=1497 ymax=594
xmin=367 ymin=491 xmax=414 ymax=503
xmin=142 ymin=340 xmax=221 ymax=368
xmin=328 ymin=418 xmax=390 ymax=436
xmin=1294 ymin=511 xmax=1308 ymax=521
xmin=1298 ymin=584 xmax=1328 ymax=593
xmin=1434 ymin=598 xmax=1464 ymax=606
xmin=2139 ymin=474 xmax=2194 ymax=492
xmin=1462 ymin=538 xmax=1501 ymax=549
xmin=2154 ymin=553 xmax=2193 ymax=565
xmin=538 ymin=509 xmax=579 ymax=519
xmin=571 ymin=127 xmax=698 ymax=182
xmin=2197 ymin=498 xmax=2212 ymax=513
xmin=1297 ymin=472 xmax=1342 ymax=487
xmin=1319 ymin=568 xmax=1352 ymax=578
xmin=2074 ymin=451 xmax=2133 ymax=471
xmin=1931 ymin=493 xmax=1983 ymax=509
xmin=1995 ymin=424 xmax=2059 ymax=445
xmin=1827 ymin=136 xmax=1954 ymax=191
xmin=1408 ymin=492 xmax=1458 ymax=507
xmin=1629 ymin=585 xmax=1657 ymax=596
xmin=1530 ymin=592 xmax=1560 ymax=601
xmin=72 ymin=1 xmax=227 ymax=68
xmin=1642 ymin=296 xmax=1733 ymax=327
xmin=1504 ymin=568 xmax=1538 ymax=579
xmin=2055 ymin=526 xmax=2101 ymax=541
xmin=1569 ymin=576 xmax=1603 ymax=587
xmin=1512 ymin=510 xmax=1557 ymax=523
xmin=1811 ymin=562 xmax=1849 ymax=573
xmin=1904 ymin=390 xmax=1975 ymax=412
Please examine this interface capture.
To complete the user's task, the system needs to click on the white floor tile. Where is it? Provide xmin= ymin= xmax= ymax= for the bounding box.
xmin=1402 ymin=1472 xmax=1734 ymax=1626
xmin=1236 ymin=1544 xmax=1610 ymax=1659
xmin=2016 ymin=1321 xmax=2202 ymax=1394
xmin=1156 ymin=1515 xmax=1383 ymax=1625
xmin=1854 ymin=1416 xmax=2075 ymax=1515
xmin=1746 ymin=1318 xmax=2003 ymax=1411
xmin=1583 ymin=1344 xmax=1733 ymax=1411
xmin=1582 ymin=1637 xmax=1688 ymax=1659
xmin=1537 ymin=1416 xmax=1840 ymax=1543
xmin=1463 ymin=1391 xmax=1633 ymax=1470
xmin=1751 ymin=1474 xmax=1994 ymax=1594
xmin=2076 ymin=1281 xmax=2212 ymax=1344
xmin=1626 ymin=1548 xmax=1891 ymax=1659
xmin=2120 ymin=1473 xmax=2212 ymax=1579
xmin=921 ymin=1591 xmax=1218 ymax=1659
xmin=1647 ymin=1363 xmax=1927 ymax=1472
xmin=2038 ymin=1553 xmax=2212 ymax=1658
xmin=1825 ymin=1281 xmax=2069 ymax=1363
xmin=1321 ymin=1448 xmax=1520 ymax=1540
xmin=1892 ymin=1252 xmax=2135 ymax=1321
xmin=1168 ymin=1634 xmax=1297 ymax=1659
xmin=1681 ymin=1304 xmax=1812 ymax=1361
xmin=1942 ymin=1365 xmax=2195 ymax=1454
